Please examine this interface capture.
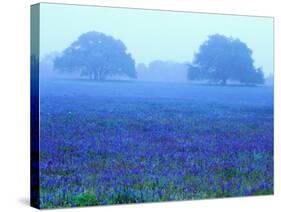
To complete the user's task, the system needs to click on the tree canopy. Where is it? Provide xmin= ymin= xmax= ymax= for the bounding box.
xmin=54 ymin=31 xmax=136 ymax=80
xmin=187 ymin=34 xmax=264 ymax=85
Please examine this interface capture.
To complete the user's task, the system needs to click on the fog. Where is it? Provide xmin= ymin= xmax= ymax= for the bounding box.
xmin=38 ymin=3 xmax=274 ymax=83
xmin=34 ymin=5 xmax=274 ymax=206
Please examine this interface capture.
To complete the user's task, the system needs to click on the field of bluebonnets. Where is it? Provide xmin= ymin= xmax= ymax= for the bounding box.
xmin=39 ymin=79 xmax=273 ymax=208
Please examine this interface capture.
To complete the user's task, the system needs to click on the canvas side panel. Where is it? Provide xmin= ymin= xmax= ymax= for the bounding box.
xmin=30 ymin=4 xmax=40 ymax=209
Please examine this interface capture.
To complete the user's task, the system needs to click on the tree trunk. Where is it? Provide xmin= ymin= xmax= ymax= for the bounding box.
xmin=96 ymin=71 xmax=101 ymax=81
xmin=100 ymin=72 xmax=106 ymax=81
xmin=221 ymin=78 xmax=227 ymax=85
xmin=94 ymin=72 xmax=98 ymax=81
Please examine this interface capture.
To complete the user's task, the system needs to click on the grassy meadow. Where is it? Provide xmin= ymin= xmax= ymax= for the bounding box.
xmin=39 ymin=80 xmax=273 ymax=208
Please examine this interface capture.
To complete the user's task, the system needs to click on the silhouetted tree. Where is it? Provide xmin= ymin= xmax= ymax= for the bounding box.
xmin=54 ymin=31 xmax=136 ymax=80
xmin=187 ymin=34 xmax=264 ymax=85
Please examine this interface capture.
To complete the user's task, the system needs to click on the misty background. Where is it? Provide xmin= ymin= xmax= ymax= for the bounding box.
xmin=39 ymin=3 xmax=274 ymax=84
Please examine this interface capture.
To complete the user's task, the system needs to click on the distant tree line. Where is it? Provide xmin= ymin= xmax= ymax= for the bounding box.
xmin=137 ymin=61 xmax=186 ymax=82
xmin=53 ymin=31 xmax=265 ymax=85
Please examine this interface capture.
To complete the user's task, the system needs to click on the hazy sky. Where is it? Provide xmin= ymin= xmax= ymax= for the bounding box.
xmin=40 ymin=3 xmax=274 ymax=76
